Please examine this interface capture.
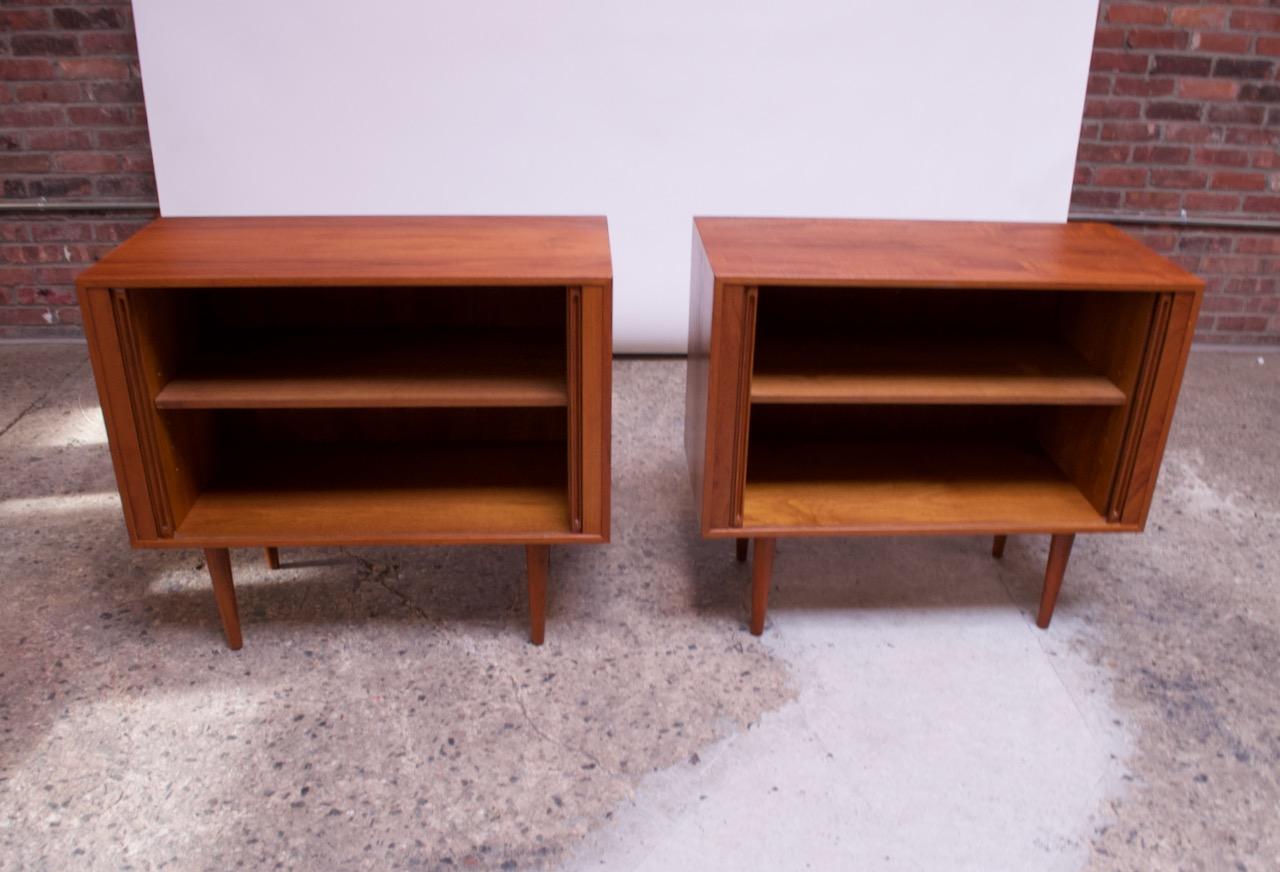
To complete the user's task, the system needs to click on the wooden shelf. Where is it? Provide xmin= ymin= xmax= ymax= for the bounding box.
xmin=155 ymin=331 xmax=567 ymax=409
xmin=175 ymin=443 xmax=570 ymax=544
xmin=741 ymin=440 xmax=1108 ymax=533
xmin=751 ymin=338 xmax=1125 ymax=406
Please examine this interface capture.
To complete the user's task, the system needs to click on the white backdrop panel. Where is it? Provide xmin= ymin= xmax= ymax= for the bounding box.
xmin=133 ymin=0 xmax=1100 ymax=352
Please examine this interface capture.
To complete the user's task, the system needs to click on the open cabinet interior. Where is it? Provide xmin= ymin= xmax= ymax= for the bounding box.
xmin=743 ymin=286 xmax=1161 ymax=531
xmin=116 ymin=285 xmax=574 ymax=542
xmin=139 ymin=286 xmax=569 ymax=408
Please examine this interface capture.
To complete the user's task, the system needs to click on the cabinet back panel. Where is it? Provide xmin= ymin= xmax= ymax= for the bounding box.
xmin=184 ymin=286 xmax=567 ymax=332
xmin=755 ymin=287 xmax=1059 ymax=342
xmin=748 ymin=404 xmax=1040 ymax=443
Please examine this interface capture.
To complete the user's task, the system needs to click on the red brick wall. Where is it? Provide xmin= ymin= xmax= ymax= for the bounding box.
xmin=1072 ymin=1 xmax=1280 ymax=346
xmin=1 ymin=1 xmax=156 ymax=338
xmin=2 ymin=2 xmax=1278 ymax=343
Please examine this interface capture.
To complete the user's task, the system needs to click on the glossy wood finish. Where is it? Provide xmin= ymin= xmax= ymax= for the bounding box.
xmin=526 ymin=545 xmax=549 ymax=645
xmin=1036 ymin=534 xmax=1075 ymax=629
xmin=689 ymin=284 xmax=756 ymax=532
xmin=78 ymin=286 xmax=158 ymax=541
xmin=1117 ymin=292 xmax=1200 ymax=526
xmin=578 ymin=286 xmax=612 ymax=538
xmin=751 ymin=338 xmax=1125 ymax=406
xmin=686 ymin=218 xmax=1202 ymax=633
xmin=175 ymin=444 xmax=571 ymax=546
xmin=77 ymin=216 xmax=612 ymax=289
xmin=567 ymin=288 xmax=583 ymax=532
xmin=78 ymin=217 xmax=611 ymax=646
xmin=742 ymin=440 xmax=1109 ymax=534
xmin=204 ymin=548 xmax=242 ymax=650
xmin=264 ymin=547 xmax=280 ymax=570
xmin=694 ymin=218 xmax=1203 ymax=291
xmin=155 ymin=333 xmax=567 ymax=409
xmin=750 ymin=538 xmax=775 ymax=636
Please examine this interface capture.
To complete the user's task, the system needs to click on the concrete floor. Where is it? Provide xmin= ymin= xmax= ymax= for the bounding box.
xmin=0 ymin=345 xmax=1276 ymax=871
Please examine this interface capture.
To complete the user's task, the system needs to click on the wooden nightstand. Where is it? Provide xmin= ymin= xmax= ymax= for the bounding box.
xmin=684 ymin=218 xmax=1202 ymax=634
xmin=78 ymin=216 xmax=612 ymax=648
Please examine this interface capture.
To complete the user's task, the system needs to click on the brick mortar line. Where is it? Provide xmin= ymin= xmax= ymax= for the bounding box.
xmin=1068 ymin=211 xmax=1280 ymax=231
xmin=0 ymin=202 xmax=157 ymax=213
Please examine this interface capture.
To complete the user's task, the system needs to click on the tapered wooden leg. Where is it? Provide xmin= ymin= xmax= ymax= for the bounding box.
xmin=736 ymin=538 xmax=749 ymax=562
xmin=991 ymin=535 xmax=1007 ymax=559
xmin=1036 ymin=534 xmax=1075 ymax=630
xmin=264 ymin=547 xmax=280 ymax=570
xmin=204 ymin=548 xmax=243 ymax=650
xmin=526 ymin=544 xmax=549 ymax=645
xmin=750 ymin=538 xmax=776 ymax=636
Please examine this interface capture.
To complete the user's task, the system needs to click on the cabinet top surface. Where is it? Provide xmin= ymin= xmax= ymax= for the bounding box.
xmin=77 ymin=216 xmax=612 ymax=288
xmin=694 ymin=218 xmax=1203 ymax=292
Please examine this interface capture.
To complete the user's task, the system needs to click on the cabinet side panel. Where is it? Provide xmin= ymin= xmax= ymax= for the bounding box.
xmin=731 ymin=287 xmax=759 ymax=525
xmin=701 ymin=284 xmax=752 ymax=531
xmin=77 ymin=287 xmax=160 ymax=543
xmin=126 ymin=289 xmax=217 ymax=532
xmin=580 ymin=283 xmax=612 ymax=538
xmin=567 ymin=287 xmax=583 ymax=532
xmin=684 ymin=230 xmax=715 ymax=529
xmin=1040 ymin=292 xmax=1157 ymax=515
xmin=601 ymin=282 xmax=613 ymax=537
xmin=1119 ymin=290 xmax=1201 ymax=527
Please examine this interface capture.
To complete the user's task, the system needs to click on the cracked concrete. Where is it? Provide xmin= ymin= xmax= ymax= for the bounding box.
xmin=0 ymin=345 xmax=1277 ymax=870
xmin=0 ymin=342 xmax=86 ymax=441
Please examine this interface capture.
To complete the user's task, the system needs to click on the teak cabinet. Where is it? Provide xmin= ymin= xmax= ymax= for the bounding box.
xmin=77 ymin=216 xmax=612 ymax=649
xmin=685 ymin=218 xmax=1202 ymax=634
